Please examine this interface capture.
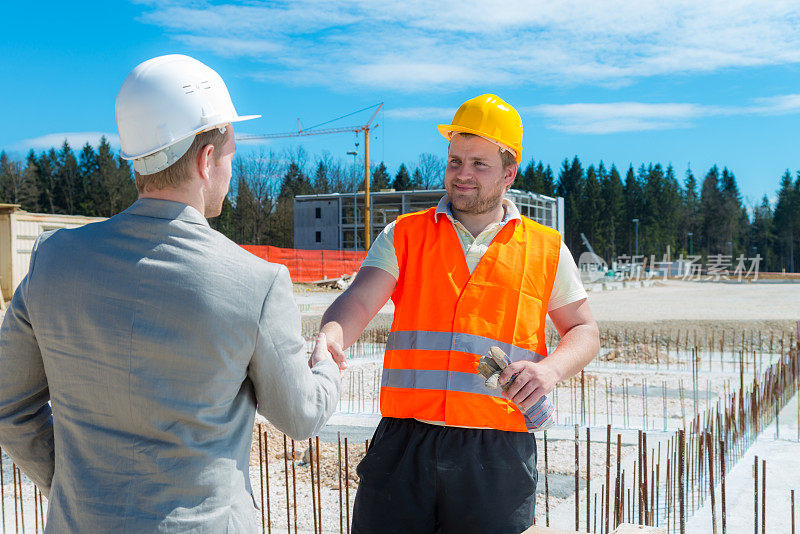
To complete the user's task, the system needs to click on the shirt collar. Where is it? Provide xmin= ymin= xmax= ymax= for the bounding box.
xmin=121 ymin=198 xmax=210 ymax=227
xmin=433 ymin=194 xmax=522 ymax=227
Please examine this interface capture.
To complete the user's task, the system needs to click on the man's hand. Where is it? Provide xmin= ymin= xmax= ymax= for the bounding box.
xmin=498 ymin=360 xmax=560 ymax=412
xmin=325 ymin=335 xmax=348 ymax=372
xmin=499 ymin=298 xmax=599 ymax=412
xmin=309 ymin=332 xmax=332 ymax=366
xmin=309 ymin=332 xmax=348 ymax=376
xmin=319 ymin=266 xmax=395 ymax=371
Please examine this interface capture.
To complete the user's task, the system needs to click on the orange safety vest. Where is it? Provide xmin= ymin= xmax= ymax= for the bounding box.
xmin=380 ymin=206 xmax=561 ymax=432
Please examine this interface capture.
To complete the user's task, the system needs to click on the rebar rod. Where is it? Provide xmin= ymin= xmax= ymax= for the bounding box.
xmin=544 ymin=430 xmax=550 ymax=527
xmin=754 ymin=455 xmax=758 ymax=534
xmin=13 ymin=464 xmax=18 ymax=534
xmin=292 ymin=440 xmax=297 ymax=532
xmin=309 ymin=439 xmax=318 ymax=534
xmin=575 ymin=425 xmax=580 ymax=531
xmin=614 ymin=434 xmax=621 ymax=528
xmin=720 ymin=439 xmax=726 ymax=534
xmin=283 ymin=436 xmax=290 ymax=534
xmin=586 ymin=427 xmax=590 ymax=533
xmin=316 ymin=436 xmax=322 ymax=531
xmin=345 ymin=438 xmax=350 ymax=534
xmin=679 ymin=429 xmax=685 ymax=534
xmin=264 ymin=430 xmax=271 ymax=534
xmin=259 ymin=425 xmax=265 ymax=533
xmin=705 ymin=433 xmax=717 ymax=534
xmin=338 ymin=433 xmax=343 ymax=534
xmin=605 ymin=425 xmax=610 ymax=534
xmin=761 ymin=459 xmax=765 ymax=534
xmin=1 ymin=445 xmax=5 ymax=533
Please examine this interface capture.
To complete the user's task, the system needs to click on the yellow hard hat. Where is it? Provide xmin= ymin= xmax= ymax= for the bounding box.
xmin=438 ymin=94 xmax=523 ymax=164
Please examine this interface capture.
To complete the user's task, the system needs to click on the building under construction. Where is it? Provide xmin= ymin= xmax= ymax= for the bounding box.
xmin=293 ymin=188 xmax=564 ymax=250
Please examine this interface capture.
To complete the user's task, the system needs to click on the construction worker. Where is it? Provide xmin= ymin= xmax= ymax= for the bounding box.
xmin=0 ymin=54 xmax=340 ymax=531
xmin=320 ymin=94 xmax=599 ymax=533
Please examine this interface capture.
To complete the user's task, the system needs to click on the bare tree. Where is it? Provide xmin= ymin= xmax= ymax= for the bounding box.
xmin=284 ymin=145 xmax=310 ymax=176
xmin=415 ymin=153 xmax=446 ymax=189
xmin=328 ymin=159 xmax=350 ymax=193
xmin=232 ymin=148 xmax=284 ymax=243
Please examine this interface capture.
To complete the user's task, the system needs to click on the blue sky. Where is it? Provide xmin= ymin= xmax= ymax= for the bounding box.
xmin=3 ymin=1 xmax=799 ymax=206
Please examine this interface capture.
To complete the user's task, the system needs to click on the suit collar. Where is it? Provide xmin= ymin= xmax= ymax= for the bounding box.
xmin=122 ymin=198 xmax=210 ymax=227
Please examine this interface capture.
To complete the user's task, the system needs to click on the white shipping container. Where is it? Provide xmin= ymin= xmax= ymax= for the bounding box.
xmin=0 ymin=204 xmax=106 ymax=303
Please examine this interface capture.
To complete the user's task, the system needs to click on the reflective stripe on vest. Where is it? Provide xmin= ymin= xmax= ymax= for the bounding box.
xmin=381 ymin=366 xmax=555 ymax=431
xmin=386 ymin=330 xmax=546 ymax=364
xmin=383 ymin=329 xmax=554 ymax=430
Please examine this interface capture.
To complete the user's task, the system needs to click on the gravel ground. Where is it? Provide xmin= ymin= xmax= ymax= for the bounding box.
xmin=2 ymin=278 xmax=796 ymax=531
xmin=244 ymin=420 xmax=641 ymax=532
xmin=247 ymin=423 xmax=364 ymax=533
xmin=584 ymin=280 xmax=800 ymax=324
xmin=296 ymin=279 xmax=800 ymax=332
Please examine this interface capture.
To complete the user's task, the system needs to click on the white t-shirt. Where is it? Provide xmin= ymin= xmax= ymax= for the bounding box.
xmin=362 ymin=196 xmax=587 ymax=311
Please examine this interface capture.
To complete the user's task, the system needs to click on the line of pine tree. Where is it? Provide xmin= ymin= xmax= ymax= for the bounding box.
xmin=0 ymin=138 xmax=138 ymax=218
xmin=1 ymin=142 xmax=798 ymax=272
xmin=549 ymin=156 xmax=799 ymax=273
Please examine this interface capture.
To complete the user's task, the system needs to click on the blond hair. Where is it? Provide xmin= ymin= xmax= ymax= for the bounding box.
xmin=135 ymin=128 xmax=229 ymax=193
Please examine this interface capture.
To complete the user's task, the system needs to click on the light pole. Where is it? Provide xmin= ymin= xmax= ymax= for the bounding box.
xmin=347 ymin=150 xmax=358 ymax=250
xmin=727 ymin=240 xmax=733 ymax=259
xmin=687 ymin=232 xmax=693 ymax=256
xmin=632 ymin=219 xmax=639 ymax=257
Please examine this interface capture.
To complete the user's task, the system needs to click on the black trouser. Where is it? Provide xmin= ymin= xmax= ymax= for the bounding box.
xmin=352 ymin=417 xmax=537 ymax=534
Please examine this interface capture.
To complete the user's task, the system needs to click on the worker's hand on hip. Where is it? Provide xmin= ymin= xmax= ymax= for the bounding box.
xmin=499 ymin=360 xmax=559 ymax=412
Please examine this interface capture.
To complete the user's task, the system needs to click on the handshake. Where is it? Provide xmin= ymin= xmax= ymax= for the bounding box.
xmin=308 ymin=332 xmax=349 ymax=376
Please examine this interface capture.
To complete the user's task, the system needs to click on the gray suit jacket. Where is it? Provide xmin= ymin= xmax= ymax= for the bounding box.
xmin=0 ymin=199 xmax=340 ymax=532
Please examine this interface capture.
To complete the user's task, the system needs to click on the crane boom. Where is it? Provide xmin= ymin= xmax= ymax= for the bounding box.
xmin=580 ymin=232 xmax=598 ymax=257
xmin=239 ymin=103 xmax=384 ymax=249
xmin=239 ymin=124 xmax=369 ymax=140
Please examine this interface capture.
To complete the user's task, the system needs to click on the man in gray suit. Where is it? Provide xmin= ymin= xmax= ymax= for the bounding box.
xmin=0 ymin=54 xmax=341 ymax=532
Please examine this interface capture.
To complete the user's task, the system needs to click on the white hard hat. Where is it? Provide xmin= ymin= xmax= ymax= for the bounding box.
xmin=115 ymin=54 xmax=260 ymax=175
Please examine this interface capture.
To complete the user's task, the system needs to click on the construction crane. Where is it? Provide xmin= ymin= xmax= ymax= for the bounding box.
xmin=239 ymin=103 xmax=384 ymax=250
xmin=580 ymin=232 xmax=599 ymax=258
xmin=580 ymin=232 xmax=609 ymax=281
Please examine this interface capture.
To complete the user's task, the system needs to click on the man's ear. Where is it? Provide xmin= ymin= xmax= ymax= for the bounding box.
xmin=504 ymin=163 xmax=518 ymax=187
xmin=196 ymin=144 xmax=215 ymax=180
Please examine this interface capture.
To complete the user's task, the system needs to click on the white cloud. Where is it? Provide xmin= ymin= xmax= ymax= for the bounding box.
xmin=236 ymin=136 xmax=274 ymax=146
xmin=135 ymin=0 xmax=800 ymax=91
xmin=523 ymin=94 xmax=800 ymax=134
xmin=176 ymin=35 xmax=283 ymax=57
xmin=384 ymin=107 xmax=456 ymax=120
xmin=12 ymin=132 xmax=120 ymax=152
xmin=749 ymin=94 xmax=800 ymax=115
xmin=528 ymin=102 xmax=707 ymax=134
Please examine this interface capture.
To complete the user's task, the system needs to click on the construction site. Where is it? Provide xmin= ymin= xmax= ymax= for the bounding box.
xmin=4 ymin=2 xmax=800 ymax=532
xmin=1 ymin=276 xmax=798 ymax=533
xmin=0 ymin=126 xmax=797 ymax=532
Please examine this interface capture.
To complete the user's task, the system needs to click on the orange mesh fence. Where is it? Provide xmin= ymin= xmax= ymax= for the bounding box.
xmin=240 ymin=245 xmax=367 ymax=282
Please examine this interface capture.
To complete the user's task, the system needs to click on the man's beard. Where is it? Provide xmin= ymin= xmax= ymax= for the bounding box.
xmin=447 ymin=182 xmax=506 ymax=215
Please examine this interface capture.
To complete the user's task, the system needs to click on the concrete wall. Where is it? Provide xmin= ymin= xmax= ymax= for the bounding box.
xmin=293 ymin=199 xmax=340 ymax=250
xmin=0 ymin=205 xmax=106 ymax=302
